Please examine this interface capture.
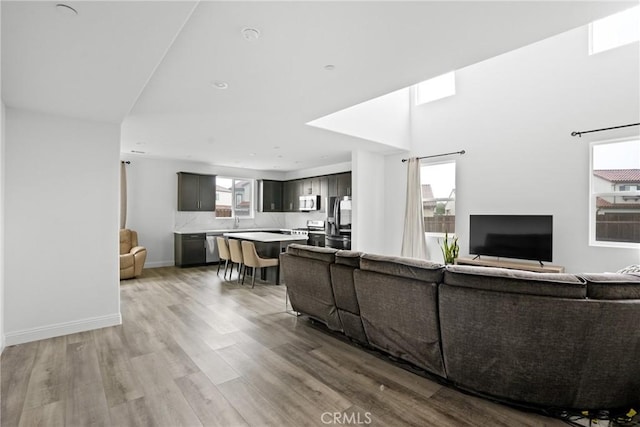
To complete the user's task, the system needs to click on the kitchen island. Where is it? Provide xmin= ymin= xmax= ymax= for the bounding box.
xmin=223 ymin=232 xmax=307 ymax=284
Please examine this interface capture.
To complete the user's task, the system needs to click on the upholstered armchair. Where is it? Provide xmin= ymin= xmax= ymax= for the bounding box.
xmin=120 ymin=229 xmax=147 ymax=279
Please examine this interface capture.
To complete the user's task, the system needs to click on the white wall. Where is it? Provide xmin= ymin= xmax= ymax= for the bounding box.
xmin=0 ymin=102 xmax=5 ymax=353
xmin=308 ymin=87 xmax=412 ymax=150
xmin=382 ymin=26 xmax=639 ymax=273
xmin=352 ymin=150 xmax=385 ymax=254
xmin=1 ymin=4 xmax=5 ymax=353
xmin=4 ymin=108 xmax=121 ymax=345
xmin=284 ymin=161 xmax=351 ymax=181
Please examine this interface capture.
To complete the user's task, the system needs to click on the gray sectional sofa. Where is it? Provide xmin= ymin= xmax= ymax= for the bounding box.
xmin=280 ymin=244 xmax=640 ymax=412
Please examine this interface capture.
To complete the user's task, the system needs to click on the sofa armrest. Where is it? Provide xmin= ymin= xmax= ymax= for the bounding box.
xmin=130 ymin=246 xmax=146 ymax=256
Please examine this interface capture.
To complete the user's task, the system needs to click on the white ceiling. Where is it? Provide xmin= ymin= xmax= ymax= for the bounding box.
xmin=2 ymin=1 xmax=636 ymax=172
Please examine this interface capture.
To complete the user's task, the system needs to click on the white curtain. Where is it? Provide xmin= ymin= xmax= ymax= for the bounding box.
xmin=120 ymin=161 xmax=127 ymax=229
xmin=401 ymin=157 xmax=428 ymax=259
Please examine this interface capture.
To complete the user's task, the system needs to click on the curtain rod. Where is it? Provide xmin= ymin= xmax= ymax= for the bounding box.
xmin=571 ymin=123 xmax=639 ymax=137
xmin=401 ymin=150 xmax=465 ymax=162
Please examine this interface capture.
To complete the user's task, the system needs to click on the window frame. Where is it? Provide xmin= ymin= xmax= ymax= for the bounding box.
xmin=420 ymin=159 xmax=457 ymax=237
xmin=215 ymin=176 xmax=255 ymax=219
xmin=589 ymin=137 xmax=640 ymax=248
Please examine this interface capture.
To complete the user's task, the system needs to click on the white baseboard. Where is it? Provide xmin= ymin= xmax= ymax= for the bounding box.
xmin=145 ymin=260 xmax=174 ymax=268
xmin=4 ymin=313 xmax=122 ymax=346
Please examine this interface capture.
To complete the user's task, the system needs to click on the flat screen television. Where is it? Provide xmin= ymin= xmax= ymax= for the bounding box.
xmin=469 ymin=215 xmax=553 ymax=262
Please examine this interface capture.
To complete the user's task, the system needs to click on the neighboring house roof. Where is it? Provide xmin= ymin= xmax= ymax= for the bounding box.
xmin=593 ymin=169 xmax=640 ymax=183
xmin=421 ymin=184 xmax=434 ymax=200
xmin=216 ymin=185 xmax=232 ymax=192
xmin=596 ymin=197 xmax=640 ymax=209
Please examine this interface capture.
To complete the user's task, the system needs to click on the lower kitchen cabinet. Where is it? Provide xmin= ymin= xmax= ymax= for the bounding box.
xmin=175 ymin=233 xmax=206 ymax=267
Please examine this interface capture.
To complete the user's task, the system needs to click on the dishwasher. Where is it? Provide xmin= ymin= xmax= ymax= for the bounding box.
xmin=205 ymin=233 xmax=221 ymax=264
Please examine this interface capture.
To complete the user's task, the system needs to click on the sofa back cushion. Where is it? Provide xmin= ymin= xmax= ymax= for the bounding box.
xmin=285 ymin=243 xmax=337 ymax=263
xmin=330 ymin=251 xmax=362 ymax=314
xmin=280 ymin=245 xmax=341 ymax=331
xmin=360 ymin=254 xmax=445 ymax=283
xmin=580 ymin=273 xmax=640 ymax=299
xmin=354 ymin=255 xmax=445 ymax=377
xmin=330 ymin=251 xmax=367 ymax=343
xmin=444 ymin=265 xmax=586 ymax=298
xmin=439 ymin=283 xmax=640 ymax=409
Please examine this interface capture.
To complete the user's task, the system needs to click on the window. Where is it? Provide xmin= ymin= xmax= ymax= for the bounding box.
xmin=215 ymin=177 xmax=254 ymax=218
xmin=420 ymin=161 xmax=456 ymax=234
xmin=414 ymin=72 xmax=456 ymax=106
xmin=590 ymin=138 xmax=640 ymax=246
xmin=589 ymin=6 xmax=640 ymax=55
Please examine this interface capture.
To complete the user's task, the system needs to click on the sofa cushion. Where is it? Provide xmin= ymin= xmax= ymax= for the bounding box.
xmin=444 ymin=265 xmax=586 ymax=298
xmin=335 ymin=250 xmax=362 ymax=268
xmin=360 ymin=254 xmax=444 ymax=283
xmin=280 ymin=252 xmax=342 ymax=332
xmin=337 ymin=310 xmax=368 ymax=344
xmin=286 ymin=244 xmax=337 ymax=263
xmin=354 ymin=269 xmax=445 ymax=377
xmin=580 ymin=273 xmax=640 ymax=300
xmin=330 ymin=263 xmax=360 ymax=314
xmin=439 ymin=284 xmax=640 ymax=409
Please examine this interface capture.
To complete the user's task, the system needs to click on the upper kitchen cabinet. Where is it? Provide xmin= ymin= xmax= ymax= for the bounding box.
xmin=258 ymin=180 xmax=283 ymax=212
xmin=337 ymin=172 xmax=352 ymax=197
xmin=282 ymin=180 xmax=297 ymax=212
xmin=177 ymin=172 xmax=216 ymax=211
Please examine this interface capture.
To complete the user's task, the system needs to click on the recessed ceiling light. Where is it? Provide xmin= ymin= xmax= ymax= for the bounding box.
xmin=135 ymin=141 xmax=145 ymax=146
xmin=241 ymin=28 xmax=260 ymax=41
xmin=273 ymin=146 xmax=280 ymax=150
xmin=56 ymin=3 xmax=78 ymax=16
xmin=130 ymin=150 xmax=145 ymax=154
xmin=324 ymin=64 xmax=336 ymax=71
xmin=248 ymin=152 xmax=256 ymax=156
xmin=210 ymin=81 xmax=228 ymax=89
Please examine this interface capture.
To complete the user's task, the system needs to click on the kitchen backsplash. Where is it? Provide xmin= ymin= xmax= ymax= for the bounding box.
xmin=174 ymin=210 xmax=326 ymax=231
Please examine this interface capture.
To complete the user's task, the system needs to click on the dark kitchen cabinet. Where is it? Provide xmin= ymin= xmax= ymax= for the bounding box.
xmin=177 ymin=172 xmax=216 ymax=211
xmin=259 ymin=180 xmax=283 ymax=212
xmin=327 ymin=174 xmax=338 ymax=198
xmin=337 ymin=172 xmax=352 ymax=197
xmin=283 ymin=180 xmax=297 ymax=212
xmin=174 ymin=233 xmax=206 ymax=267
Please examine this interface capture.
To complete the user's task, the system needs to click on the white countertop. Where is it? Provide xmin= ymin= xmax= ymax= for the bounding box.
xmin=174 ymin=228 xmax=283 ymax=235
xmin=223 ymin=232 xmax=308 ymax=243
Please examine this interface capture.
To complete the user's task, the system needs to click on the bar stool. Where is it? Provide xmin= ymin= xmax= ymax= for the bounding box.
xmin=216 ymin=237 xmax=231 ymax=279
xmin=227 ymin=239 xmax=245 ymax=283
xmin=241 ymin=240 xmax=279 ymax=288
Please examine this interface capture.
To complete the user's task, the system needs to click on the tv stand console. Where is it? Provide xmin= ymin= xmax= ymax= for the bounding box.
xmin=455 ymin=257 xmax=565 ymax=273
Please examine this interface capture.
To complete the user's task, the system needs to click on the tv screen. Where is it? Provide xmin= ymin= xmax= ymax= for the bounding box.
xmin=469 ymin=215 xmax=553 ymax=262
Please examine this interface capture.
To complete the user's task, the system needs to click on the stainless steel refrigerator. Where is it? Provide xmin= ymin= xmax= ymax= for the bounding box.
xmin=325 ymin=196 xmax=352 ymax=249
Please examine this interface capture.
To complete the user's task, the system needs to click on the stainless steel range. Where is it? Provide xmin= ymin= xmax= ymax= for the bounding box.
xmin=282 ymin=220 xmax=326 ymax=247
xmin=306 ymin=220 xmax=326 ymax=247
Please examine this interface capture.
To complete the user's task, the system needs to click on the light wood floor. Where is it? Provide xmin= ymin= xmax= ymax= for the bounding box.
xmin=1 ymin=266 xmax=567 ymax=426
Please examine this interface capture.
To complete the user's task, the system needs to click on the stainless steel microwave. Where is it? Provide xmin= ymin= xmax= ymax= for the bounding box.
xmin=299 ymin=195 xmax=321 ymax=211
